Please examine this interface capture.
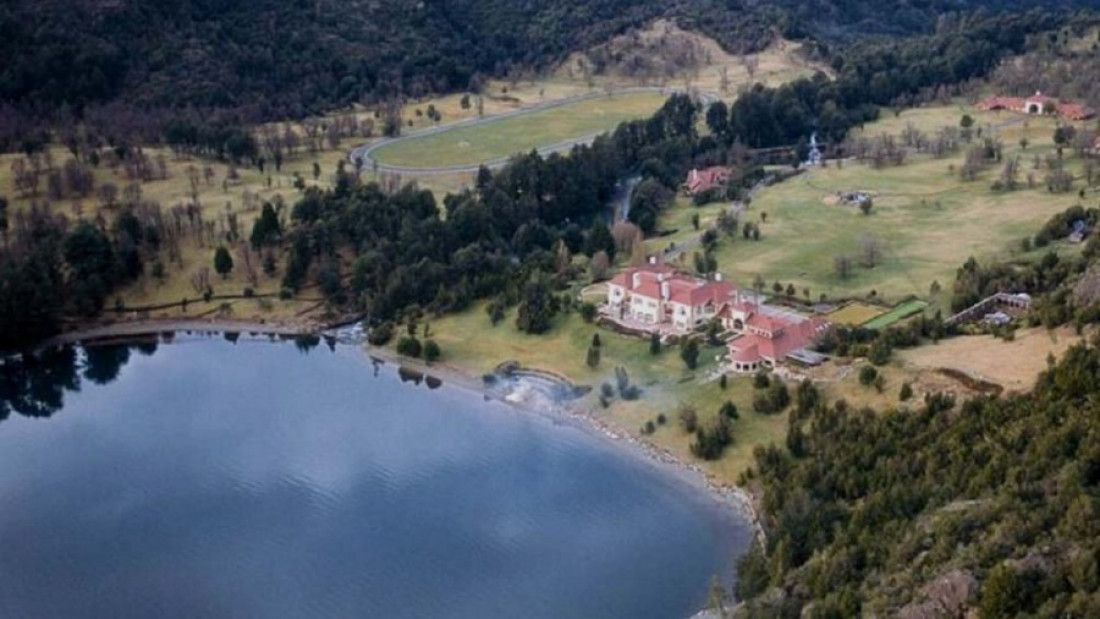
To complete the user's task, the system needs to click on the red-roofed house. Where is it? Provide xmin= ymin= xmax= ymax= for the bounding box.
xmin=721 ymin=301 xmax=830 ymax=373
xmin=606 ymin=264 xmax=735 ymax=331
xmin=976 ymin=92 xmax=1095 ymax=120
xmin=684 ymin=167 xmax=730 ymax=196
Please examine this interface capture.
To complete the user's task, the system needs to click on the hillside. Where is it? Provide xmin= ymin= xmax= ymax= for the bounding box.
xmin=1 ymin=0 xmax=1096 ymax=121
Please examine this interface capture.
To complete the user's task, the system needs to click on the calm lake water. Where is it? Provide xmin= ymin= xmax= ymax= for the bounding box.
xmin=0 ymin=336 xmax=750 ymax=618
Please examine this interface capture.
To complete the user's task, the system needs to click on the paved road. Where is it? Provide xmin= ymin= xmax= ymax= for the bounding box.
xmin=348 ymin=87 xmax=719 ymax=176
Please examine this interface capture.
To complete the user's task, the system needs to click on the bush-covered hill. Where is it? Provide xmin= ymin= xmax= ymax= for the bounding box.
xmin=737 ymin=341 xmax=1100 ymax=616
xmin=1 ymin=0 xmax=1095 ymax=119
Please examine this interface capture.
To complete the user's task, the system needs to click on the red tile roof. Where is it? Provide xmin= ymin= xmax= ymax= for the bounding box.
xmin=611 ymin=266 xmax=735 ymax=306
xmin=729 ymin=316 xmax=829 ymax=364
xmin=1056 ymin=102 xmax=1096 ymax=121
xmin=686 ymin=167 xmax=730 ymax=195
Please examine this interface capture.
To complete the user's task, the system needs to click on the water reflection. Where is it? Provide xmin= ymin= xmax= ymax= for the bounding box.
xmin=0 ymin=334 xmax=338 ymax=424
xmin=0 ymin=337 xmax=748 ymax=618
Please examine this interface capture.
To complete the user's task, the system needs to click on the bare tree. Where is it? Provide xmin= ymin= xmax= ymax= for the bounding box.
xmin=97 ymin=182 xmax=119 ymax=209
xmin=742 ymin=54 xmax=759 ymax=80
xmin=190 ymin=266 xmax=212 ymax=295
xmin=590 ymin=250 xmax=610 ymax=281
xmin=858 ymin=234 xmax=882 ymax=268
xmin=834 ymin=255 xmax=853 ymax=279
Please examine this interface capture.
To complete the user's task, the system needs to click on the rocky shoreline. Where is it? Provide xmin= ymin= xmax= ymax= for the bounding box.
xmin=364 ymin=344 xmax=767 ymax=551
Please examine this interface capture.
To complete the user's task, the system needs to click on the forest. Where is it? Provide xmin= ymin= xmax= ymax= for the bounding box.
xmin=735 ymin=339 xmax=1100 ymax=617
xmin=0 ymin=9 xmax=1090 ymax=351
xmin=1 ymin=0 xmax=1096 ymax=125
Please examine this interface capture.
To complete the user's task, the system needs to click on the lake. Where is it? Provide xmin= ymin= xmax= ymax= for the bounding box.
xmin=0 ymin=336 xmax=751 ymax=618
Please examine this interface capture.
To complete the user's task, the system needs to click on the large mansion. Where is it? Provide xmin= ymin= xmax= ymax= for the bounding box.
xmin=977 ymin=91 xmax=1095 ymax=121
xmin=605 ymin=265 xmax=829 ymax=372
xmin=607 ymin=264 xmax=734 ymax=331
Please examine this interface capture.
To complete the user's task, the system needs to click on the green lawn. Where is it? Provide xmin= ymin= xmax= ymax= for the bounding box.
xmin=702 ymin=107 xmax=1090 ymax=304
xmin=418 ymin=301 xmax=786 ymax=484
xmin=862 ymin=300 xmax=929 ymax=329
xmin=371 ymin=92 xmax=665 ymax=168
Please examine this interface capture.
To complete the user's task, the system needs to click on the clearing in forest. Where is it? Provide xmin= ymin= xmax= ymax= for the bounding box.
xmin=369 ymin=92 xmax=666 ymax=168
xmin=898 ymin=326 xmax=1084 ymax=391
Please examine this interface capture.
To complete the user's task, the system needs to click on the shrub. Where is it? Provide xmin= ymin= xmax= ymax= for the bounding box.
xmin=719 ymin=374 xmax=728 ymax=389
xmin=680 ymin=338 xmax=700 ymax=369
xmin=396 ymin=335 xmax=422 ymax=358
xmin=600 ymin=382 xmax=614 ymax=398
xmin=753 ymin=370 xmax=771 ymax=389
xmin=586 ymin=345 xmax=601 ymax=368
xmin=719 ymin=400 xmax=739 ymax=420
xmin=423 ymin=339 xmax=441 ymax=363
xmin=656 ymin=413 xmax=667 ymax=425
xmin=859 ymin=365 xmax=879 ymax=386
xmin=643 ymin=420 xmax=656 ymax=435
xmin=678 ymin=403 xmax=699 ymax=433
xmin=899 ymin=382 xmax=914 ymax=401
xmin=650 ymin=332 xmax=661 ymax=355
xmin=368 ymin=321 xmax=395 ymax=346
xmin=580 ymin=302 xmax=598 ymax=323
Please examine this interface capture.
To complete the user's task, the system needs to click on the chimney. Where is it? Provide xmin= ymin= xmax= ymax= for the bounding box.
xmin=631 ymin=272 xmax=641 ymax=289
xmin=661 ymin=281 xmax=670 ymax=301
xmin=648 ymin=255 xmax=657 ymax=265
xmin=714 ymin=273 xmax=723 ymax=282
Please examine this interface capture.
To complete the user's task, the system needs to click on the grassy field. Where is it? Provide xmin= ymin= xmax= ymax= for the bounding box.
xmin=826 ymin=302 xmax=887 ymax=325
xmin=863 ymin=300 xmax=929 ymax=330
xmin=418 ymin=301 xmax=787 ymax=483
xmin=370 ymin=93 xmax=666 ymax=168
xmin=898 ymin=326 xmax=1085 ymax=392
xmin=0 ymin=142 xmax=356 ymax=321
xmin=707 ymin=104 xmax=1091 ymax=304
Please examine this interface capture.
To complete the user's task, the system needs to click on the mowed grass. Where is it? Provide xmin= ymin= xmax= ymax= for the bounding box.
xmin=370 ymin=92 xmax=666 ymax=168
xmin=863 ymin=300 xmax=929 ymax=330
xmin=827 ymin=302 xmax=887 ymax=326
xmin=708 ymin=107 xmax=1090 ymax=303
xmin=420 ymin=301 xmax=787 ymax=484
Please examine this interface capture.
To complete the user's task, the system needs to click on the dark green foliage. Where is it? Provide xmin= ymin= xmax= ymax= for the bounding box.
xmin=899 ymin=382 xmax=913 ymax=401
xmin=580 ymin=302 xmax=597 ymax=323
xmin=213 ymin=246 xmax=233 ymax=278
xmin=656 ymin=413 xmax=667 ymax=425
xmin=423 ymin=339 xmax=441 ymax=363
xmin=367 ymin=323 xmax=393 ymax=347
xmin=250 ymin=203 xmax=282 ymax=249
xmin=690 ymin=414 xmax=733 ymax=460
xmin=516 ymin=274 xmax=559 ymax=334
xmin=735 ymin=543 xmax=772 ymax=601
xmin=719 ymin=373 xmax=728 ymax=389
xmin=586 ymin=345 xmax=601 ymax=368
xmin=396 ymin=335 xmax=422 ymax=358
xmin=742 ymin=341 xmax=1100 ymax=617
xmin=591 ymin=333 xmax=601 ymax=348
xmin=719 ymin=400 xmax=739 ymax=420
xmin=583 ymin=222 xmax=616 ymax=259
xmin=752 ymin=377 xmax=790 ymax=414
xmin=487 ymin=300 xmax=507 ymax=326
xmin=649 ymin=332 xmax=661 ymax=355
xmin=680 ymin=338 xmax=700 ymax=369
xmin=629 ymin=178 xmax=675 ymax=234
xmin=753 ymin=370 xmax=771 ymax=389
xmin=858 ymin=364 xmax=878 ymax=386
